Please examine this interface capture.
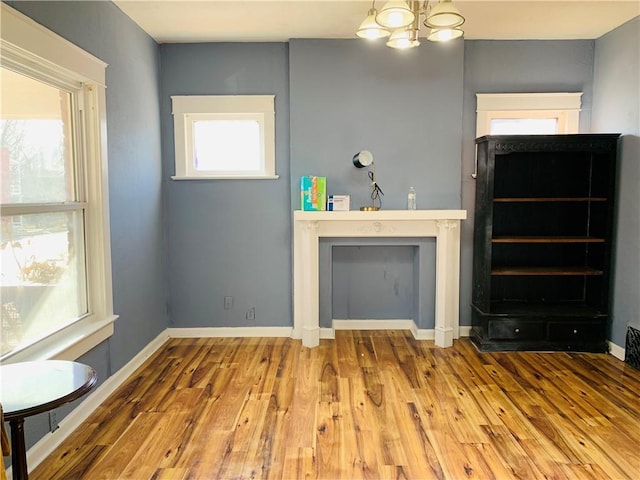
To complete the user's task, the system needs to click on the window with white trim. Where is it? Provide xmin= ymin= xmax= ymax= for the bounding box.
xmin=1 ymin=3 xmax=115 ymax=362
xmin=171 ymin=95 xmax=278 ymax=180
xmin=476 ymin=92 xmax=582 ymax=136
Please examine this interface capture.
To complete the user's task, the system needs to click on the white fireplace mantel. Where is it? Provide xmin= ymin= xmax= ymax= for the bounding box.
xmin=293 ymin=210 xmax=467 ymax=348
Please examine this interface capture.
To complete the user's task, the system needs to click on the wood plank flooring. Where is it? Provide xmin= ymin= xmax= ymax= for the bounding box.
xmin=31 ymin=332 xmax=640 ymax=479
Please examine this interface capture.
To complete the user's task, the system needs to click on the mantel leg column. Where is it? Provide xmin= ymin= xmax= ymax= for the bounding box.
xmin=300 ymin=221 xmax=320 ymax=348
xmin=434 ymin=220 xmax=461 ymax=347
xmin=293 ymin=220 xmax=303 ymax=340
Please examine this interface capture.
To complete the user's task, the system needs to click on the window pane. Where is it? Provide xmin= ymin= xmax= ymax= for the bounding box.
xmin=1 ymin=211 xmax=87 ymax=356
xmin=0 ymin=67 xmax=75 ymax=203
xmin=193 ymin=120 xmax=261 ymax=172
xmin=490 ymin=118 xmax=558 ymax=135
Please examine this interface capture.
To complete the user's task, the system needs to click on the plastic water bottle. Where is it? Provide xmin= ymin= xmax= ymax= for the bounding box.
xmin=408 ymin=187 xmax=416 ymax=210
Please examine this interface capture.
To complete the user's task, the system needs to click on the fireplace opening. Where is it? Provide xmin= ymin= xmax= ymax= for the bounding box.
xmin=319 ymin=239 xmax=436 ymax=329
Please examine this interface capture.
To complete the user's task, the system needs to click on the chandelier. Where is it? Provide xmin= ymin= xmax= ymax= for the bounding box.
xmin=356 ymin=0 xmax=465 ymax=49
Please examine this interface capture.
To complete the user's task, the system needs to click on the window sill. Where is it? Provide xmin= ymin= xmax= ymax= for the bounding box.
xmin=171 ymin=175 xmax=280 ymax=180
xmin=1 ymin=315 xmax=118 ymax=364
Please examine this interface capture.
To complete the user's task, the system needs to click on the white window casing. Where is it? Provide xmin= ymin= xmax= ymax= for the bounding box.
xmin=473 ymin=92 xmax=583 ymax=178
xmin=1 ymin=3 xmax=116 ymax=362
xmin=171 ymin=95 xmax=278 ymax=180
xmin=476 ymin=92 xmax=582 ymax=137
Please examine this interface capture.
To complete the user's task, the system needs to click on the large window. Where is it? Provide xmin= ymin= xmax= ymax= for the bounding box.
xmin=1 ymin=4 xmax=115 ymax=361
xmin=171 ymin=95 xmax=278 ymax=179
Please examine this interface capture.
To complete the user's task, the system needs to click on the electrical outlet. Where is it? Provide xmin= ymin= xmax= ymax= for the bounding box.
xmin=49 ymin=411 xmax=59 ymax=432
xmin=224 ymin=296 xmax=233 ymax=310
xmin=246 ymin=307 xmax=255 ymax=321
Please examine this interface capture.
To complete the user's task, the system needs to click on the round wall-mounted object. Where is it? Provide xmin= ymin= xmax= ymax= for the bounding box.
xmin=352 ymin=150 xmax=374 ymax=168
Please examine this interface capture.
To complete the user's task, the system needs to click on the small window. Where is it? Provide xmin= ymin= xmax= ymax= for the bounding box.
xmin=490 ymin=118 xmax=558 ymax=135
xmin=171 ymin=95 xmax=278 ymax=180
xmin=472 ymin=93 xmax=582 ymax=178
xmin=476 ymin=93 xmax=582 ymax=136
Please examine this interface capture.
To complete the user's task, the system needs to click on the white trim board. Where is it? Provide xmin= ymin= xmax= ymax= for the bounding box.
xmin=331 ymin=319 xmax=433 ymax=340
xmin=608 ymin=341 xmax=625 ymax=361
xmin=326 ymin=319 xmax=473 ymax=341
xmin=167 ymin=326 xmax=293 ymax=338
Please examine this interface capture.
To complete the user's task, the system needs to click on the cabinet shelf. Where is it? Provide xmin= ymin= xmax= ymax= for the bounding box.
xmin=492 ymin=236 xmax=605 ymax=244
xmin=492 ymin=266 xmax=603 ymax=276
xmin=493 ymin=197 xmax=607 ymax=203
xmin=472 ymin=134 xmax=619 ymax=352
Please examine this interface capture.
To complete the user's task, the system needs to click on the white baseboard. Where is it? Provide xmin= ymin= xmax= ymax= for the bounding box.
xmin=327 ymin=320 xmax=472 ymax=341
xmin=459 ymin=325 xmax=472 ymax=337
xmin=332 ymin=318 xmax=415 ymax=331
xmin=18 ymin=330 xmax=170 ymax=475
xmin=332 ymin=319 xmax=434 ymax=339
xmin=608 ymin=341 xmax=625 ymax=361
xmin=166 ymin=326 xmax=293 ymax=338
xmin=410 ymin=323 xmax=434 ymax=340
xmin=320 ymin=328 xmax=335 ymax=339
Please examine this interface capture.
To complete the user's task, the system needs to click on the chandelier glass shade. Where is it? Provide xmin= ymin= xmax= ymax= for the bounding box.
xmin=423 ymin=0 xmax=465 ymax=28
xmin=387 ymin=28 xmax=421 ymax=49
xmin=375 ymin=1 xmax=415 ymax=29
xmin=356 ymin=0 xmax=465 ymax=49
xmin=356 ymin=8 xmax=391 ymax=39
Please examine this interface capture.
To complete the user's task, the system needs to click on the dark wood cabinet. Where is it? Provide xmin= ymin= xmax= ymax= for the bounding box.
xmin=471 ymin=134 xmax=619 ymax=352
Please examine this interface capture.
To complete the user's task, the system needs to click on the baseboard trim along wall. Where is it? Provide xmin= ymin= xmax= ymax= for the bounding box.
xmin=609 ymin=340 xmax=625 ymax=361
xmin=16 ymin=330 xmax=171 ymax=478
xmin=326 ymin=319 xmax=472 ymax=341
xmin=167 ymin=326 xmax=294 ymax=338
xmin=17 ymin=324 xmax=622 ymax=475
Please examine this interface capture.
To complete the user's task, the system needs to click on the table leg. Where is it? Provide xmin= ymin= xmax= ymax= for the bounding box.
xmin=9 ymin=419 xmax=27 ymax=480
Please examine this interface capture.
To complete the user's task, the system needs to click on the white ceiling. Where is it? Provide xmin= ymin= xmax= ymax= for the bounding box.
xmin=112 ymin=0 xmax=640 ymax=44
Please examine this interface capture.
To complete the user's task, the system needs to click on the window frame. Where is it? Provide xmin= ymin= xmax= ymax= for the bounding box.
xmin=171 ymin=95 xmax=278 ymax=180
xmin=1 ymin=3 xmax=116 ymax=362
xmin=475 ymin=92 xmax=582 ymax=137
xmin=473 ymin=92 xmax=583 ymax=178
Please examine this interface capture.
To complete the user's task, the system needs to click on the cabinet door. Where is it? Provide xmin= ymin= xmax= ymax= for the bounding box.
xmin=471 ymin=139 xmax=495 ymax=311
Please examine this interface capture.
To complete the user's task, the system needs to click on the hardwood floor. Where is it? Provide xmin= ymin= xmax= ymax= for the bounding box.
xmin=32 ymin=332 xmax=640 ymax=479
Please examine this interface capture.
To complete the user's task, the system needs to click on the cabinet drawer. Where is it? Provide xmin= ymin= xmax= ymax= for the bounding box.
xmin=488 ymin=320 xmax=545 ymax=340
xmin=548 ymin=321 xmax=605 ymax=342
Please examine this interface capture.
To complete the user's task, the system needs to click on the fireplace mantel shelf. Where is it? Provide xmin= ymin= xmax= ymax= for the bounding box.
xmin=293 ymin=209 xmax=467 ymax=348
xmin=294 ymin=210 xmax=467 ymax=221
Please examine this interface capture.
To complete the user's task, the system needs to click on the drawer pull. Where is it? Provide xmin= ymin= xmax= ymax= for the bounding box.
xmin=573 ymin=329 xmax=578 ymax=334
xmin=514 ymin=328 xmax=520 ymax=334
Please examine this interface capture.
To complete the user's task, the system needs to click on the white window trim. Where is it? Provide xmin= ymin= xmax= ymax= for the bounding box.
xmin=171 ymin=95 xmax=278 ymax=180
xmin=1 ymin=3 xmax=117 ymax=363
xmin=476 ymin=92 xmax=582 ymax=137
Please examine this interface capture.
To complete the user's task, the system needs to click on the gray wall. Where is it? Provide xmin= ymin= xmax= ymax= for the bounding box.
xmin=161 ymin=39 xmax=464 ymax=329
xmin=460 ymin=40 xmax=596 ymax=325
xmin=4 ymin=0 xmax=166 ymax=452
xmin=290 ymin=39 xmax=463 ymax=323
xmin=161 ymin=43 xmax=292 ymax=328
xmin=289 ymin=39 xmax=464 ymax=211
xmin=592 ymin=17 xmax=640 ymax=346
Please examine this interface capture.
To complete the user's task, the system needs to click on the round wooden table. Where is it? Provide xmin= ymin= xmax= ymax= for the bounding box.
xmin=0 ymin=360 xmax=97 ymax=480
